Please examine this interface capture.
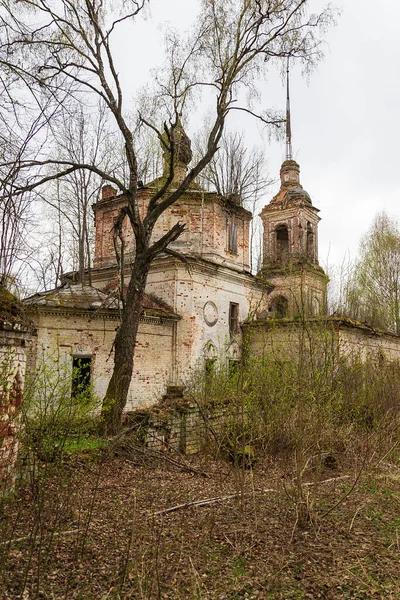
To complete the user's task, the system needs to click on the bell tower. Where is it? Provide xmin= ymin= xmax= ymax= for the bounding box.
xmin=259 ymin=64 xmax=327 ymax=318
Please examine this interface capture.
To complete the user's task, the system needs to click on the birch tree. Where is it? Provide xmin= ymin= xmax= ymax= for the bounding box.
xmin=344 ymin=213 xmax=400 ymax=334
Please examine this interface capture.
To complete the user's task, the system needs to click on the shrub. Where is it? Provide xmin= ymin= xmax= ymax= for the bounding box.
xmin=21 ymin=348 xmax=101 ymax=462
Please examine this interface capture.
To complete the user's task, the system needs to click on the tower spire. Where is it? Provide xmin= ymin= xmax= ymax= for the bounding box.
xmin=285 ymin=57 xmax=293 ymax=161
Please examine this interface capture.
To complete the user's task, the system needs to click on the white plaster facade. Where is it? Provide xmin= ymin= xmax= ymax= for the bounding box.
xmin=25 ymin=286 xmax=179 ymax=409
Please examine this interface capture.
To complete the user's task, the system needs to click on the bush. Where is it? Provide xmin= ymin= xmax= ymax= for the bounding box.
xmin=21 ymin=348 xmax=101 ymax=462
xmin=193 ymin=325 xmax=400 ymax=466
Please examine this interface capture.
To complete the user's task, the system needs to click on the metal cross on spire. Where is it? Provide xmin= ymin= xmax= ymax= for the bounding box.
xmin=285 ymin=57 xmax=293 ymax=161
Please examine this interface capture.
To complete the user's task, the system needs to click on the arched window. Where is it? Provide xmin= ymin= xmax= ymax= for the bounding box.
xmin=204 ymin=341 xmax=217 ymax=381
xmin=306 ymin=222 xmax=314 ymax=260
xmin=312 ymin=296 xmax=321 ymax=317
xmin=270 ymin=295 xmax=288 ymax=318
xmin=276 ymin=224 xmax=289 ymax=264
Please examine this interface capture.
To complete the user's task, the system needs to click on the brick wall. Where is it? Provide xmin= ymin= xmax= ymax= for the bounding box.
xmin=146 ymin=258 xmax=265 ymax=385
xmin=125 ymin=403 xmax=227 ymax=455
xmin=30 ymin=310 xmax=177 ymax=411
xmin=243 ymin=318 xmax=400 ymax=364
xmin=93 ymin=188 xmax=252 ymax=272
xmin=264 ymin=267 xmax=328 ymax=318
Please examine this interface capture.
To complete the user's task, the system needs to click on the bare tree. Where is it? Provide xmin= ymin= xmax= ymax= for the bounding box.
xmin=0 ymin=11 xmax=67 ymax=293
xmin=0 ymin=121 xmax=45 ymax=293
xmin=0 ymin=0 xmax=336 ymax=432
xmin=196 ymin=130 xmax=272 ymax=205
xmin=195 ymin=129 xmax=273 ymax=271
xmin=34 ymin=107 xmax=162 ymax=290
xmin=39 ymin=102 xmax=118 ymax=285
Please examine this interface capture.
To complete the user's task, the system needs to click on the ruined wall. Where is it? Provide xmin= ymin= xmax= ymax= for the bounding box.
xmin=89 ymin=184 xmax=259 ymax=400
xmin=339 ymin=326 xmax=400 ymax=361
xmin=93 ymin=187 xmax=252 ymax=273
xmin=125 ymin=403 xmax=227 ymax=455
xmin=244 ymin=318 xmax=400 ymax=364
xmin=265 ymin=266 xmax=328 ymax=318
xmin=29 ymin=310 xmax=176 ymax=411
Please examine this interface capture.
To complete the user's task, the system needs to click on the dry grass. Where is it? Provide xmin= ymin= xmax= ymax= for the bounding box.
xmin=1 ymin=449 xmax=399 ymax=600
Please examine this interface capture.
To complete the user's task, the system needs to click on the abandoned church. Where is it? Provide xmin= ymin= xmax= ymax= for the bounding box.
xmin=21 ymin=113 xmax=400 ymax=415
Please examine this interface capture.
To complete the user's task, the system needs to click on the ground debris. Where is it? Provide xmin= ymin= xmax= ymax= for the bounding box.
xmin=1 ymin=457 xmax=399 ymax=599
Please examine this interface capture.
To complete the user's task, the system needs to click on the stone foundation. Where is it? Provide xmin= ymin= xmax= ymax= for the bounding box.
xmin=124 ymin=401 xmax=227 ymax=456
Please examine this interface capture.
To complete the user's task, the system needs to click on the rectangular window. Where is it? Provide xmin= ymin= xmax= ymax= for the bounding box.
xmin=228 ymin=359 xmax=239 ymax=376
xmin=228 ymin=221 xmax=237 ymax=253
xmin=72 ymin=356 xmax=92 ymax=398
xmin=229 ymin=302 xmax=239 ymax=336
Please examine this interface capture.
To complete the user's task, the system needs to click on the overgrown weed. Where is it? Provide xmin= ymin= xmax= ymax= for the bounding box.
xmin=192 ymin=322 xmax=400 ymax=526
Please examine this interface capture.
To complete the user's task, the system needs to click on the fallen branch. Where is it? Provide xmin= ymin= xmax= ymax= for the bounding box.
xmin=374 ymin=440 xmax=400 ymax=470
xmin=121 ymin=443 xmax=210 ymax=478
xmin=110 ymin=428 xmax=210 ymax=478
xmin=155 ymin=475 xmax=354 ymax=517
xmin=154 ymin=489 xmax=276 ymax=516
xmin=0 ymin=528 xmax=79 ymax=547
xmin=154 ymin=494 xmax=238 ymax=515
xmin=303 ymin=475 xmax=351 ymax=487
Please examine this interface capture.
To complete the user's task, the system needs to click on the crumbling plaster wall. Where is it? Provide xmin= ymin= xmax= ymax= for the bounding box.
xmin=265 ymin=268 xmax=327 ymax=318
xmin=244 ymin=319 xmax=400 ymax=364
xmin=145 ymin=258 xmax=265 ymax=383
xmin=29 ymin=310 xmax=176 ymax=410
xmin=339 ymin=326 xmax=400 ymax=361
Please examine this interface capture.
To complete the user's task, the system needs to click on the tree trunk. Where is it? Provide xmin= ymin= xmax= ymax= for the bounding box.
xmin=101 ymin=253 xmax=150 ymax=434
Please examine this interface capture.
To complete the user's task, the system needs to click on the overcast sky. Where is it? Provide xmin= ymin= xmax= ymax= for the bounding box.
xmin=116 ymin=0 xmax=400 ymax=275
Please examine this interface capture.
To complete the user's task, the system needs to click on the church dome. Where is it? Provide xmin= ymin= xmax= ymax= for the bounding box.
xmin=161 ymin=118 xmax=193 ymax=170
xmin=265 ymin=160 xmax=312 ymax=210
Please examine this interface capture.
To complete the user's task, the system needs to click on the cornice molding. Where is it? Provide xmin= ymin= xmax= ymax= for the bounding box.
xmin=28 ymin=306 xmax=177 ymax=326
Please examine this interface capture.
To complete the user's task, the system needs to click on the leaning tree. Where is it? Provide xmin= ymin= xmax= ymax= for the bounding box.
xmin=0 ymin=0 xmax=336 ymax=433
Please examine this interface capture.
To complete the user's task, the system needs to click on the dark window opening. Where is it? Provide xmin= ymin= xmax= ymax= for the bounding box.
xmin=228 ymin=221 xmax=237 ymax=253
xmin=229 ymin=302 xmax=240 ymax=336
xmin=72 ymin=356 xmax=92 ymax=398
xmin=205 ymin=358 xmax=216 ymax=390
xmin=276 ymin=225 xmax=289 ymax=264
xmin=306 ymin=222 xmax=314 ymax=260
xmin=228 ymin=359 xmax=240 ymax=376
xmin=271 ymin=296 xmax=288 ymax=319
xmin=205 ymin=358 xmax=216 ymax=378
